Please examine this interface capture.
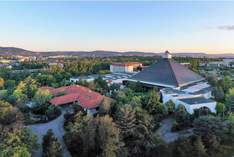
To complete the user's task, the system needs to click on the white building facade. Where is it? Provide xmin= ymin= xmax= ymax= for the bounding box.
xmin=110 ymin=62 xmax=142 ymax=73
xmin=127 ymin=51 xmax=217 ymax=114
xmin=160 ymin=81 xmax=216 ymax=114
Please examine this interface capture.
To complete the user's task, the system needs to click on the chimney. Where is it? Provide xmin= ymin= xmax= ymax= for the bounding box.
xmin=163 ymin=50 xmax=172 ymax=59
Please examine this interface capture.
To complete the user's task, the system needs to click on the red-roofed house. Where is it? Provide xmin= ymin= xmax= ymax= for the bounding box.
xmin=40 ymin=85 xmax=103 ymax=114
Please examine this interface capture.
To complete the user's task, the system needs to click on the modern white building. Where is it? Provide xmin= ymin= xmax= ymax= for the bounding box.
xmin=161 ymin=84 xmax=216 ymax=114
xmin=110 ymin=62 xmax=142 ymax=73
xmin=208 ymin=59 xmax=234 ymax=68
xmin=126 ymin=51 xmax=216 ymax=114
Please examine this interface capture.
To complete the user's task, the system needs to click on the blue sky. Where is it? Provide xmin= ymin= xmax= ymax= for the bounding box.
xmin=0 ymin=1 xmax=234 ymax=53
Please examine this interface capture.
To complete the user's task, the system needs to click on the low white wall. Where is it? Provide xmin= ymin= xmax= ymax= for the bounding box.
xmin=161 ymin=91 xmax=216 ymax=114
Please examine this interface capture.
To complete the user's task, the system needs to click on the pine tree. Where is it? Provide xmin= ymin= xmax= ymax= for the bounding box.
xmin=226 ymin=88 xmax=234 ymax=112
xmin=42 ymin=129 xmax=62 ymax=157
xmin=95 ymin=116 xmax=122 ymax=157
xmin=192 ymin=136 xmax=207 ymax=157
xmin=146 ymin=89 xmax=161 ymax=114
xmin=212 ymin=86 xmax=225 ymax=101
xmin=65 ymin=115 xmax=122 ymax=157
xmin=133 ymin=108 xmax=158 ymax=156
xmin=165 ymin=100 xmax=175 ymax=114
xmin=115 ymin=104 xmax=136 ymax=139
xmin=172 ymin=138 xmax=193 ymax=157
xmin=146 ymin=89 xmax=167 ymax=119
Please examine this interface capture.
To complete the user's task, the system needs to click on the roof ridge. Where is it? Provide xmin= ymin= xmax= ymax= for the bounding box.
xmin=167 ymin=59 xmax=180 ymax=87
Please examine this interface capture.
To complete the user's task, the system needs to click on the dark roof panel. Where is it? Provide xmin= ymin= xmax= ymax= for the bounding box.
xmin=179 ymin=97 xmax=215 ymax=105
xmin=169 ymin=60 xmax=204 ymax=86
xmin=130 ymin=58 xmax=204 ymax=87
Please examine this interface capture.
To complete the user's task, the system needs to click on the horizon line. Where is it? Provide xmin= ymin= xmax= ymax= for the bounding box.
xmin=1 ymin=46 xmax=234 ymax=55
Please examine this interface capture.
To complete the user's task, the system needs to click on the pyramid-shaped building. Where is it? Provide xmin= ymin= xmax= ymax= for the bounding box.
xmin=127 ymin=51 xmax=216 ymax=115
xmin=128 ymin=51 xmax=204 ymax=88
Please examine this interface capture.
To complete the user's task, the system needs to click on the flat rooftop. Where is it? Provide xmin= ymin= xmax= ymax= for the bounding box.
xmin=161 ymin=88 xmax=186 ymax=95
xmin=70 ymin=73 xmax=135 ymax=83
xmin=179 ymin=97 xmax=215 ymax=105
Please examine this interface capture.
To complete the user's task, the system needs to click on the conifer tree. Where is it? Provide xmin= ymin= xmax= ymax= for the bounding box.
xmin=192 ymin=136 xmax=207 ymax=157
xmin=42 ymin=129 xmax=62 ymax=157
xmin=146 ymin=89 xmax=167 ymax=119
xmin=115 ymin=104 xmax=136 ymax=139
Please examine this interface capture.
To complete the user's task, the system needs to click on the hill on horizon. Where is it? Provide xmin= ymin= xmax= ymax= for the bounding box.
xmin=0 ymin=46 xmax=233 ymax=58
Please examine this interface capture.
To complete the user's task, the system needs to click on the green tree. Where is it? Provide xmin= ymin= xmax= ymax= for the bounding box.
xmin=0 ymin=128 xmax=37 ymax=157
xmin=146 ymin=89 xmax=167 ymax=120
xmin=128 ymin=81 xmax=144 ymax=92
xmin=36 ymin=74 xmax=56 ymax=86
xmin=228 ymin=113 xmax=234 ymax=122
xmin=13 ymin=76 xmax=38 ymax=108
xmin=0 ymin=101 xmax=23 ymax=141
xmin=172 ymin=138 xmax=193 ymax=157
xmin=207 ymin=75 xmax=218 ymax=86
xmin=219 ymin=76 xmax=233 ymax=93
xmin=172 ymin=136 xmax=207 ymax=157
xmin=94 ymin=77 xmax=109 ymax=95
xmin=45 ymin=105 xmax=61 ymax=120
xmin=113 ymin=91 xmax=128 ymax=107
xmin=116 ymin=105 xmax=159 ymax=157
xmin=115 ymin=105 xmax=136 ymax=139
xmin=0 ymin=89 xmax=7 ymax=99
xmin=14 ymin=76 xmax=38 ymax=100
xmin=130 ymin=96 xmax=142 ymax=108
xmin=146 ymin=89 xmax=160 ymax=112
xmin=193 ymin=116 xmax=224 ymax=153
xmin=4 ymin=80 xmax=16 ymax=103
xmin=42 ymin=129 xmax=62 ymax=157
xmin=174 ymin=105 xmax=191 ymax=130
xmin=192 ymin=136 xmax=207 ymax=157
xmin=109 ymin=83 xmax=120 ymax=92
xmin=226 ymin=88 xmax=234 ymax=112
xmin=33 ymin=89 xmax=52 ymax=106
xmin=95 ymin=116 xmax=122 ymax=157
xmin=133 ymin=107 xmax=159 ymax=156
xmin=212 ymin=86 xmax=225 ymax=101
xmin=227 ymin=114 xmax=234 ymax=142
xmin=22 ymin=76 xmax=38 ymax=98
xmin=165 ymin=100 xmax=175 ymax=114
xmin=215 ymin=102 xmax=226 ymax=118
xmin=0 ymin=77 xmax=4 ymax=89
xmin=13 ymin=87 xmax=28 ymax=109
xmin=99 ymin=97 xmax=112 ymax=115
xmin=190 ymin=59 xmax=199 ymax=72
xmin=65 ymin=115 xmax=122 ymax=157
xmin=4 ymin=80 xmax=16 ymax=93
xmin=0 ymin=100 xmax=18 ymax=125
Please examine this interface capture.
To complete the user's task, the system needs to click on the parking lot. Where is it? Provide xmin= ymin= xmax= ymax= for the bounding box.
xmin=70 ymin=72 xmax=135 ymax=84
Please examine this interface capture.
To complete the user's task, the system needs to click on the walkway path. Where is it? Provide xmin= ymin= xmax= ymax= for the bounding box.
xmin=156 ymin=118 xmax=193 ymax=143
xmin=27 ymin=110 xmax=72 ymax=157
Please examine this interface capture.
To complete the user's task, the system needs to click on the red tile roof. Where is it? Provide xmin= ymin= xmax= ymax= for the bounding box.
xmin=40 ymin=85 xmax=103 ymax=109
xmin=50 ymin=93 xmax=80 ymax=106
xmin=112 ymin=62 xmax=142 ymax=67
xmin=40 ymin=86 xmax=55 ymax=93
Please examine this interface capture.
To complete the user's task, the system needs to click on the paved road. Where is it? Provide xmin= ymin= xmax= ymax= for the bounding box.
xmin=156 ymin=118 xmax=193 ymax=143
xmin=27 ymin=110 xmax=72 ymax=157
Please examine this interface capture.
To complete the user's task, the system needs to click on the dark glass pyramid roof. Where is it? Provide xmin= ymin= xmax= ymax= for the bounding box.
xmin=130 ymin=59 xmax=204 ymax=87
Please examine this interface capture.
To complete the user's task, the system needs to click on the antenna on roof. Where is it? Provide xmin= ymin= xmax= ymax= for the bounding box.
xmin=163 ymin=50 xmax=172 ymax=59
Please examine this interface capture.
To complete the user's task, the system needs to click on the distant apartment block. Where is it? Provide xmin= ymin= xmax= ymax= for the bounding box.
xmin=110 ymin=62 xmax=142 ymax=73
xmin=207 ymin=59 xmax=234 ymax=68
